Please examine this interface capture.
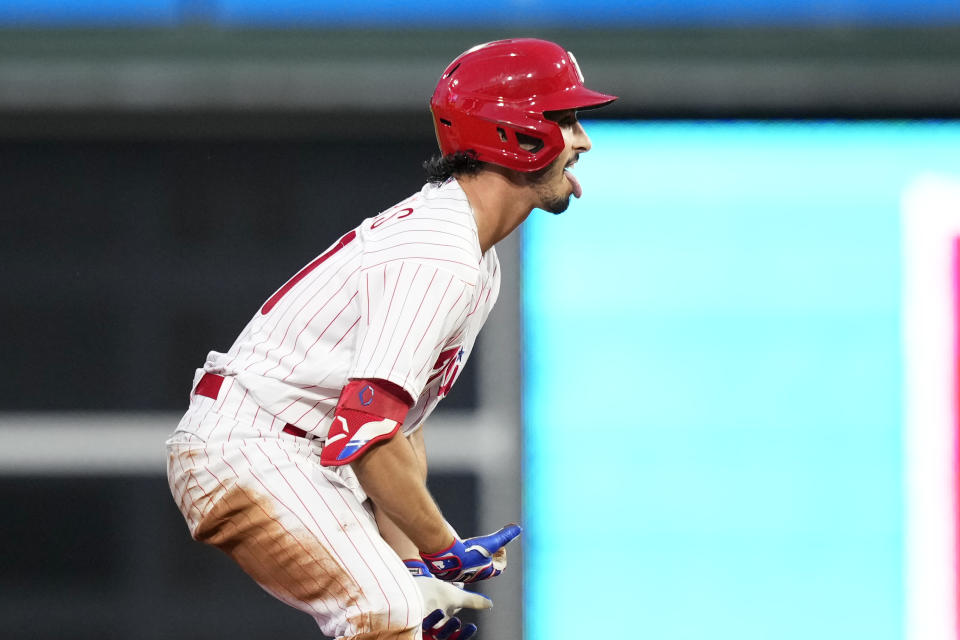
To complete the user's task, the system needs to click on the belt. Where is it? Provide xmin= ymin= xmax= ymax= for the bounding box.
xmin=195 ymin=372 xmax=314 ymax=440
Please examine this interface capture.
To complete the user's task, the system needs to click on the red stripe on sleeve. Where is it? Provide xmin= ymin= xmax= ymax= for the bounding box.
xmin=262 ymin=230 xmax=356 ymax=315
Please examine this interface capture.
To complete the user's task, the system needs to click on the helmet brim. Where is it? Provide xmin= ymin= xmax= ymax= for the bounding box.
xmin=540 ymin=86 xmax=618 ymax=113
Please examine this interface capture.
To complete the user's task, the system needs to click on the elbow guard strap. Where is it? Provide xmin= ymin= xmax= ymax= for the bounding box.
xmin=319 ymin=379 xmax=411 ymax=467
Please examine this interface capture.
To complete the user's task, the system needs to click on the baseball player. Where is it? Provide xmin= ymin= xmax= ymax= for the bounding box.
xmin=166 ymin=38 xmax=615 ymax=639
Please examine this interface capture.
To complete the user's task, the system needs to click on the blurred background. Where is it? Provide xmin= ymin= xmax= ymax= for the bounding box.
xmin=2 ymin=2 xmax=960 ymax=640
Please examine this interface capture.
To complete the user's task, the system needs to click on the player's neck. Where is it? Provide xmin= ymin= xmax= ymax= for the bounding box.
xmin=456 ymin=169 xmax=535 ymax=254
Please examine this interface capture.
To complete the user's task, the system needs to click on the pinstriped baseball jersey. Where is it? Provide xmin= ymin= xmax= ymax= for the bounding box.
xmin=200 ymin=178 xmax=500 ymax=440
xmin=167 ymin=177 xmax=500 ymax=639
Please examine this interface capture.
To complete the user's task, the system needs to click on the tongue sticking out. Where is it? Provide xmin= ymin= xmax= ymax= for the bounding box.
xmin=565 ymin=169 xmax=583 ymax=199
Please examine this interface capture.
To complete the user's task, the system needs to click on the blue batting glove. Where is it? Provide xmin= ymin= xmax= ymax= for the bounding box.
xmin=422 ymin=609 xmax=478 ymax=640
xmin=420 ymin=524 xmax=522 ymax=583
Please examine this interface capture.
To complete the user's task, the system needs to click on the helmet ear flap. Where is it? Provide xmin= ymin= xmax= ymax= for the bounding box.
xmin=494 ymin=127 xmax=543 ymax=154
xmin=434 ymin=110 xmax=561 ymax=171
xmin=491 ymin=120 xmax=563 ymax=170
xmin=514 ymin=132 xmax=545 ymax=154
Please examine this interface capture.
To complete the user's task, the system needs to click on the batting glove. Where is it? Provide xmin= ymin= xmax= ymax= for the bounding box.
xmin=419 ymin=524 xmax=522 ymax=583
xmin=404 ymin=559 xmax=492 ymax=620
xmin=422 ymin=609 xmax=477 ymax=640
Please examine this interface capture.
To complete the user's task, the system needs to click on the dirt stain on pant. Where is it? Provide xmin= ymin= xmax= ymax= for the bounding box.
xmin=193 ymin=485 xmax=419 ymax=640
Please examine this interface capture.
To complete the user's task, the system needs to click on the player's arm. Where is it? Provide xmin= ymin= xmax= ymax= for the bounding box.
xmin=353 ymin=423 xmax=453 ymax=552
xmin=371 ymin=429 xmax=500 ymax=587
xmin=321 ymin=378 xmax=520 ymax=581
xmin=372 ymin=428 xmax=494 ymax=621
xmin=322 ymin=380 xmax=449 ymax=552
xmin=370 ymin=428 xmax=430 ymax=559
xmin=355 ymin=421 xmax=520 ymax=583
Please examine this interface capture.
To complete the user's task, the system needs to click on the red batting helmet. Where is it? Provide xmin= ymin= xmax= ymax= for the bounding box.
xmin=430 ymin=38 xmax=617 ymax=173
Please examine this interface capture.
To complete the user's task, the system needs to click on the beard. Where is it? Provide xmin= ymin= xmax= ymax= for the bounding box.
xmin=525 ymin=156 xmax=572 ymax=215
xmin=535 ymin=185 xmax=572 ymax=214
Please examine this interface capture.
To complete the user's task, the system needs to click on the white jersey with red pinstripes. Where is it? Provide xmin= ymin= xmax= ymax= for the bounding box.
xmin=200 ymin=178 xmax=499 ymax=440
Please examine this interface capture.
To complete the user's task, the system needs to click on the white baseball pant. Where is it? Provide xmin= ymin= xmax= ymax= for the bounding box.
xmin=166 ymin=371 xmax=423 ymax=639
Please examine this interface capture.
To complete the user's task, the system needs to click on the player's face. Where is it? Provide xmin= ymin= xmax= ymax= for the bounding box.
xmin=527 ymin=109 xmax=593 ymax=215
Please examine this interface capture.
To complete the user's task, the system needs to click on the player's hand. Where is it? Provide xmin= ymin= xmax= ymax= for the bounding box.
xmin=404 ymin=559 xmax=492 ymax=619
xmin=422 ymin=609 xmax=478 ymax=640
xmin=419 ymin=524 xmax=521 ymax=583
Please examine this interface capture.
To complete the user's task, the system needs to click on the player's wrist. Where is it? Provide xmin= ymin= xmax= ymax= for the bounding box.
xmin=419 ymin=538 xmax=470 ymax=581
xmin=420 ymin=535 xmax=458 ymax=557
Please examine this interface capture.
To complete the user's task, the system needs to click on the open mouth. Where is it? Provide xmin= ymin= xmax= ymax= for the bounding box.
xmin=564 ymin=159 xmax=582 ymax=199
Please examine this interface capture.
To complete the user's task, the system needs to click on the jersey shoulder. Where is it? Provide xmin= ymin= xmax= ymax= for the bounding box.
xmin=358 ymin=180 xmax=482 ymax=282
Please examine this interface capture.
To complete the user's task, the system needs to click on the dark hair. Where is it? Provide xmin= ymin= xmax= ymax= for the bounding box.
xmin=423 ymin=150 xmax=483 ymax=184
